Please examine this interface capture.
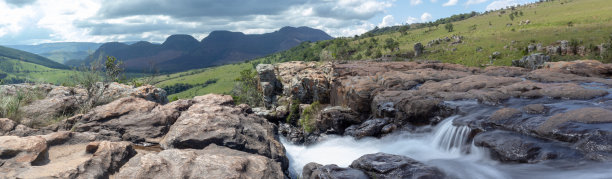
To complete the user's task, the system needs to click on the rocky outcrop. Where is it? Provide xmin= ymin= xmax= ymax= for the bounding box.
xmin=414 ymin=43 xmax=424 ymax=57
xmin=160 ymin=94 xmax=289 ymax=169
xmin=0 ymin=135 xmax=47 ymax=165
xmin=542 ymin=60 xmax=612 ymax=78
xmin=512 ymin=53 xmax=550 ymax=70
xmin=350 ymin=153 xmax=446 ymax=179
xmin=257 ymin=64 xmax=283 ymax=109
xmin=117 ymin=144 xmax=285 ymax=179
xmin=58 ymin=141 xmax=135 ymax=178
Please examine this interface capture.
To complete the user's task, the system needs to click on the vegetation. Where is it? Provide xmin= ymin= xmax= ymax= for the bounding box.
xmin=0 ymin=45 xmax=67 ymax=69
xmin=299 ymin=101 xmax=321 ymax=133
xmin=0 ymin=87 xmax=47 ymax=123
xmin=230 ymin=69 xmax=262 ymax=107
xmin=286 ymin=99 xmax=301 ymax=125
xmin=445 ymin=23 xmax=454 ymax=32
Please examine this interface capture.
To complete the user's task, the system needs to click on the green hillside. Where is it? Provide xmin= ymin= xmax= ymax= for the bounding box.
xmin=0 ymin=57 xmax=74 ymax=84
xmin=154 ymin=0 xmax=612 ymax=100
xmin=0 ymin=46 xmax=68 ymax=69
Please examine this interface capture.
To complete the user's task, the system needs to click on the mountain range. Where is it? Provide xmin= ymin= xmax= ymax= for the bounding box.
xmin=6 ymin=42 xmax=102 ymax=65
xmin=86 ymin=26 xmax=332 ymax=72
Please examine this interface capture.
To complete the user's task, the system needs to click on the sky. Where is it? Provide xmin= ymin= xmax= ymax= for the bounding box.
xmin=0 ymin=0 xmax=537 ymax=45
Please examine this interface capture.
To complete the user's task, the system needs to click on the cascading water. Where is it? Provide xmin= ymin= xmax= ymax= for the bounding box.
xmin=282 ymin=113 xmax=612 ymax=179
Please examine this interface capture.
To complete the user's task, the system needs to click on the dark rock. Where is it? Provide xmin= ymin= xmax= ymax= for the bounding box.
xmin=350 ymin=153 xmax=445 ymax=179
xmin=344 ymin=118 xmax=391 ymax=139
xmin=474 ymin=130 xmax=584 ymax=163
xmin=316 ymin=106 xmax=362 ymax=134
xmin=302 ymin=163 xmax=369 ymax=179
xmin=522 ymin=104 xmax=547 ymax=114
xmin=414 ymin=43 xmax=424 ymax=57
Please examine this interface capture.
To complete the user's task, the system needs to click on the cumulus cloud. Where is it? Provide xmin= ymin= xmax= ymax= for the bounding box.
xmin=405 ymin=16 xmax=419 ymax=24
xmin=379 ymin=15 xmax=396 ymax=27
xmin=420 ymin=12 xmax=433 ymax=22
xmin=4 ymin=0 xmax=36 ymax=7
xmin=410 ymin=0 xmax=423 ymax=5
xmin=442 ymin=0 xmax=459 ymax=6
xmin=486 ymin=0 xmax=530 ymax=10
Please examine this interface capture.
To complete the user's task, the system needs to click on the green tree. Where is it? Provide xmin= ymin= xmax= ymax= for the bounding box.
xmin=444 ymin=23 xmax=454 ymax=32
xmin=384 ymin=38 xmax=400 ymax=52
xmin=509 ymin=13 xmax=515 ymax=21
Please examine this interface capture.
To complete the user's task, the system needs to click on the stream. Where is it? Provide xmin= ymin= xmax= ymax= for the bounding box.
xmin=281 ymin=83 xmax=612 ymax=179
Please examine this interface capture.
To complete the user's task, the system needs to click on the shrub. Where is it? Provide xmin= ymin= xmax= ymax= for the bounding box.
xmin=286 ymin=99 xmax=300 ymax=125
xmin=0 ymin=87 xmax=46 ymax=123
xmin=231 ymin=69 xmax=263 ymax=107
xmin=299 ymin=101 xmax=321 ymax=133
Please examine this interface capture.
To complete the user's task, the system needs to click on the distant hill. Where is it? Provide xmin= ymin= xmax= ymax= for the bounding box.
xmin=86 ymin=26 xmax=332 ymax=72
xmin=0 ymin=45 xmax=68 ymax=69
xmin=6 ymin=42 xmax=102 ymax=65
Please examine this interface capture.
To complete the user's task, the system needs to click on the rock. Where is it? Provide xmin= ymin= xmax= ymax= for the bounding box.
xmin=316 ymin=106 xmax=362 ymax=134
xmin=160 ymin=94 xmax=288 ymax=169
xmin=350 ymin=153 xmax=445 ymax=179
xmin=302 ymin=163 xmax=369 ymax=179
xmin=489 ymin=108 xmax=522 ymax=121
xmin=527 ymin=44 xmax=536 ymax=53
xmin=128 ymin=85 xmax=169 ymax=104
xmin=543 ymin=60 xmax=612 ymax=78
xmin=483 ymin=66 xmax=528 ymax=77
xmin=64 ymin=97 xmax=193 ymax=143
xmin=538 ymin=108 xmax=612 ymax=135
xmin=522 ymin=104 xmax=547 ymax=114
xmin=414 ymin=43 xmax=424 ymax=57
xmin=491 ymin=51 xmax=502 ymax=59
xmin=116 ymin=144 xmax=285 ymax=179
xmin=474 ymin=130 xmax=584 ymax=163
xmin=0 ymin=118 xmax=17 ymax=135
xmin=0 ymin=135 xmax=47 ymax=164
xmin=257 ymin=64 xmax=282 ymax=109
xmin=344 ymin=118 xmax=391 ymax=139
xmin=59 ymin=141 xmax=135 ymax=178
xmin=511 ymin=53 xmax=551 ymax=70
xmin=275 ymin=61 xmax=333 ymax=104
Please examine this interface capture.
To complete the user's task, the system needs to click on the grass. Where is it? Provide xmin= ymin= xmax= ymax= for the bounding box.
xmin=0 ymin=57 xmax=76 ymax=84
xmin=299 ymin=101 xmax=321 ymax=133
xmin=0 ymin=87 xmax=47 ymax=123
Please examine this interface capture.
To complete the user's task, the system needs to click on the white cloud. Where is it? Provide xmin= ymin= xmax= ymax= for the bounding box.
xmin=405 ymin=16 xmax=419 ymax=24
xmin=379 ymin=15 xmax=396 ymax=27
xmin=420 ymin=12 xmax=433 ymax=22
xmin=410 ymin=0 xmax=423 ymax=5
xmin=486 ymin=0 xmax=529 ymax=10
xmin=466 ymin=0 xmax=488 ymax=5
xmin=442 ymin=0 xmax=459 ymax=6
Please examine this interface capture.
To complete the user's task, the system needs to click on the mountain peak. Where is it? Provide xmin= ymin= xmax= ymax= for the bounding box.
xmin=162 ymin=34 xmax=199 ymax=50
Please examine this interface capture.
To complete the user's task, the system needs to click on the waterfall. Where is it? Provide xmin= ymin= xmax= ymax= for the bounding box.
xmin=431 ymin=116 xmax=472 ymax=152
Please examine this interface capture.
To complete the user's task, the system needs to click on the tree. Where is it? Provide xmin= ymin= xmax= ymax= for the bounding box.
xmin=399 ymin=26 xmax=410 ymax=35
xmin=384 ymin=38 xmax=400 ymax=52
xmin=509 ymin=13 xmax=515 ymax=21
xmin=445 ymin=23 xmax=454 ymax=32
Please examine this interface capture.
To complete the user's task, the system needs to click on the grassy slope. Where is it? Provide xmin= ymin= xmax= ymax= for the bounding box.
xmin=0 ymin=57 xmax=75 ymax=84
xmin=0 ymin=46 xmax=68 ymax=69
xmin=154 ymin=0 xmax=612 ymax=99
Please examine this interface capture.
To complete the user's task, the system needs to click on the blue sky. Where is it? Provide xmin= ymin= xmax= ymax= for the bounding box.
xmin=0 ymin=0 xmax=537 ymax=45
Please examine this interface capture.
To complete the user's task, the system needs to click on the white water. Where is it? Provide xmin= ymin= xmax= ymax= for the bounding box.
xmin=282 ymin=116 xmax=612 ymax=179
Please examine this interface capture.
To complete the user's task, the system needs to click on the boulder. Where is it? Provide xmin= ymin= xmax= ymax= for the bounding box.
xmin=350 ymin=153 xmax=445 ymax=179
xmin=0 ymin=135 xmax=47 ymax=164
xmin=302 ymin=163 xmax=369 ymax=179
xmin=63 ymin=97 xmax=193 ymax=143
xmin=275 ymin=61 xmax=333 ymax=104
xmin=160 ymin=94 xmax=288 ymax=169
xmin=537 ymin=108 xmax=612 ymax=136
xmin=489 ymin=108 xmax=522 ymax=121
xmin=522 ymin=104 xmax=547 ymax=114
xmin=474 ymin=130 xmax=584 ymax=163
xmin=511 ymin=53 xmax=551 ymax=70
xmin=344 ymin=118 xmax=392 ymax=139
xmin=0 ymin=118 xmax=17 ymax=135
xmin=116 ymin=144 xmax=285 ymax=179
xmin=316 ymin=106 xmax=362 ymax=134
xmin=414 ymin=43 xmax=424 ymax=57
xmin=257 ymin=64 xmax=282 ymax=109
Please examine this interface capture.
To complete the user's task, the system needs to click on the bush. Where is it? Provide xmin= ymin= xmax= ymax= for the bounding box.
xmin=231 ymin=69 xmax=263 ymax=107
xmin=0 ymin=87 xmax=46 ymax=123
xmin=299 ymin=101 xmax=321 ymax=133
xmin=286 ymin=99 xmax=300 ymax=125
